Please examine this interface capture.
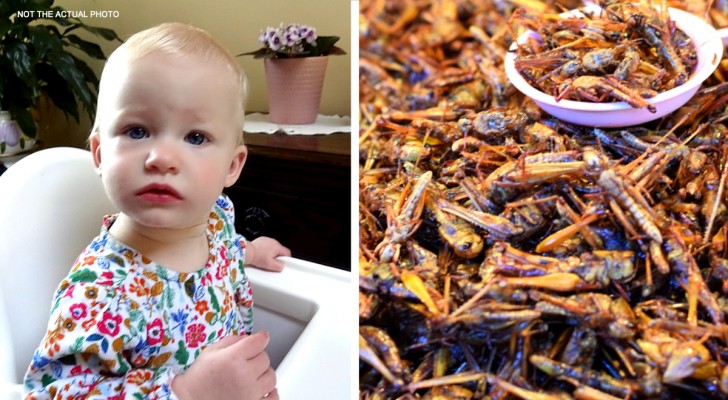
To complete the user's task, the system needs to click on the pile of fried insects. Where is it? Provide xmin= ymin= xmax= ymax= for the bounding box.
xmin=359 ymin=0 xmax=728 ymax=398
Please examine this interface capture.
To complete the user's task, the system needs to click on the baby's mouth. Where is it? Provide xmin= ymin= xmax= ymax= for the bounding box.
xmin=135 ymin=184 xmax=184 ymax=201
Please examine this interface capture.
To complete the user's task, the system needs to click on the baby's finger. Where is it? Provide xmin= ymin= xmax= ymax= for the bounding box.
xmin=277 ymin=246 xmax=291 ymax=257
xmin=267 ymin=258 xmax=285 ymax=272
xmin=248 ymin=349 xmax=271 ymax=376
xmin=258 ymin=367 xmax=277 ymax=396
xmin=234 ymin=330 xmax=270 ymax=359
xmin=262 ymin=387 xmax=279 ymax=400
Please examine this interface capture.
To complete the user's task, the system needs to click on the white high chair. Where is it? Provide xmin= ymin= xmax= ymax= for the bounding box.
xmin=0 ymin=147 xmax=354 ymax=399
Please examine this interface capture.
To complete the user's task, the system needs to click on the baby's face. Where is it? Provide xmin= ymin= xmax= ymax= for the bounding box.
xmin=91 ymin=52 xmax=246 ymax=230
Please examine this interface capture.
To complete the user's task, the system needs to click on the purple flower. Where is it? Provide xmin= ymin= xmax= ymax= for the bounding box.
xmin=263 ymin=24 xmax=313 ymax=51
xmin=300 ymin=26 xmax=317 ymax=44
xmin=268 ymin=31 xmax=283 ymax=51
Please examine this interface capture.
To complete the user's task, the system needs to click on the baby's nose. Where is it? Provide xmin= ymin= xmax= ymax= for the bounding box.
xmin=145 ymin=141 xmax=180 ymax=173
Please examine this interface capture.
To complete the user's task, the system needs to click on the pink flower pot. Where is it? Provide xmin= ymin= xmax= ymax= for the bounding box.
xmin=264 ymin=57 xmax=328 ymax=125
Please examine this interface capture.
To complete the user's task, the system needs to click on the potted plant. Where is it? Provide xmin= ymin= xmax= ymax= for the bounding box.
xmin=0 ymin=0 xmax=122 ymax=154
xmin=238 ymin=23 xmax=346 ymax=125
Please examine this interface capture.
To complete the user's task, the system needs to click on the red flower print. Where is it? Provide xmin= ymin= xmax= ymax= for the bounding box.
xmin=70 ymin=365 xmax=91 ymax=376
xmin=195 ymin=300 xmax=209 ymax=315
xmin=98 ymin=271 xmax=113 ymax=286
xmin=82 ymin=255 xmax=96 ymax=266
xmin=61 ymin=284 xmax=76 ymax=299
xmin=185 ymin=323 xmax=206 ymax=348
xmin=201 ymin=272 xmax=213 ymax=286
xmin=146 ymin=318 xmax=165 ymax=346
xmin=98 ymin=311 xmax=122 ymax=336
xmin=69 ymin=303 xmax=87 ymax=320
xmin=220 ymin=246 xmax=230 ymax=266
xmin=215 ymin=263 xmax=229 ymax=280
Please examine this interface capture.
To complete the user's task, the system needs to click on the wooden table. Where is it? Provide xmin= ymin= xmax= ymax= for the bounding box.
xmin=223 ymin=118 xmax=351 ymax=271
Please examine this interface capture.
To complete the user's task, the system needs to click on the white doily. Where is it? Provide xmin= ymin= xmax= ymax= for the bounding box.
xmin=244 ymin=113 xmax=351 ymax=135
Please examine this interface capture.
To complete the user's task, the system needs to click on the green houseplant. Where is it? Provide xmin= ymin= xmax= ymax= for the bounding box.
xmin=238 ymin=23 xmax=346 ymax=124
xmin=0 ymin=0 xmax=122 ymax=140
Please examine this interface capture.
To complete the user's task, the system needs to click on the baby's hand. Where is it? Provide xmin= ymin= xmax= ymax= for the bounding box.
xmin=246 ymin=237 xmax=291 ymax=272
xmin=171 ymin=331 xmax=277 ymax=400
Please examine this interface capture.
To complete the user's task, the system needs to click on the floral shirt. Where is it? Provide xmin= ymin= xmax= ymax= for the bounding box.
xmin=24 ymin=195 xmax=252 ymax=399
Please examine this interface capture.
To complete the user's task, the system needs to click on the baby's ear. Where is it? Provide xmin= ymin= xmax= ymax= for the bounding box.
xmin=89 ymin=132 xmax=103 ymax=174
xmin=224 ymin=144 xmax=248 ymax=187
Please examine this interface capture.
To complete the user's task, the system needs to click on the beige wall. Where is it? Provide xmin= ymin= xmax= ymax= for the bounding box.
xmin=43 ymin=0 xmax=351 ymax=148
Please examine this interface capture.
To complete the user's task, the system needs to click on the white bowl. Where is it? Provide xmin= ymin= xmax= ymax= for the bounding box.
xmin=504 ymin=6 xmax=724 ymax=127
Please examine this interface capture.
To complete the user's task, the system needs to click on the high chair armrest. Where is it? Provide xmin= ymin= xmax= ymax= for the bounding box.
xmin=246 ymin=256 xmax=355 ymax=400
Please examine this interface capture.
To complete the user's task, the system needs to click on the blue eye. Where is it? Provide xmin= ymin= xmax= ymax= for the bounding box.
xmin=185 ymin=131 xmax=208 ymax=145
xmin=125 ymin=126 xmax=148 ymax=139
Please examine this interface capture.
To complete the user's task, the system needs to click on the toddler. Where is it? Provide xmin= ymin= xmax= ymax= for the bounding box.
xmin=23 ymin=22 xmax=290 ymax=400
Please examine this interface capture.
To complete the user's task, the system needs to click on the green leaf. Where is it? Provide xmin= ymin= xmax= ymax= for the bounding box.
xmin=326 ymin=45 xmax=347 ymax=56
xmin=0 ymin=19 xmax=13 ymax=39
xmin=5 ymin=41 xmax=33 ymax=82
xmin=35 ymin=62 xmax=80 ymax=122
xmin=28 ymin=25 xmax=63 ymax=61
xmin=69 ymin=55 xmax=99 ymax=119
xmin=117 ymin=352 xmax=129 ymax=374
xmin=0 ymin=3 xmax=11 ymax=17
xmin=65 ymin=34 xmax=105 ymax=59
xmin=78 ymin=24 xmax=123 ymax=42
xmin=69 ymin=268 xmax=97 ymax=283
xmin=70 ymin=337 xmax=84 ymax=353
xmin=69 ymin=52 xmax=100 ymax=87
xmin=1 ymin=70 xmax=35 ymax=110
xmin=175 ymin=341 xmax=189 ymax=365
xmin=236 ymin=48 xmax=274 ymax=59
xmin=29 ymin=0 xmax=54 ymax=11
xmin=164 ymin=287 xmax=173 ymax=308
xmin=40 ymin=373 xmax=55 ymax=387
xmin=47 ymin=49 xmax=94 ymax=114
xmin=309 ymin=36 xmax=342 ymax=57
xmin=46 ymin=6 xmax=77 ymax=26
xmin=128 ymin=309 xmax=143 ymax=334
xmin=107 ymin=254 xmax=125 ymax=267
xmin=8 ymin=104 xmax=36 ymax=138
xmin=208 ymin=286 xmax=220 ymax=311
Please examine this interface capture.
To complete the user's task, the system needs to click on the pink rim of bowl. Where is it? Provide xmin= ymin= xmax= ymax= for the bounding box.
xmin=504 ymin=6 xmax=724 ymax=128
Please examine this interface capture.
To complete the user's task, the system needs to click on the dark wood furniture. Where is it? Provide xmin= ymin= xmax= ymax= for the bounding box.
xmin=223 ymin=130 xmax=351 ymax=271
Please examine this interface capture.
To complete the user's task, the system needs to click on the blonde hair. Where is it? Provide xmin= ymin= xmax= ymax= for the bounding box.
xmin=92 ymin=22 xmax=248 ymax=143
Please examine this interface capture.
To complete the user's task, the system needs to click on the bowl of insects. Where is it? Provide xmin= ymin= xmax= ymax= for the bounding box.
xmin=504 ymin=4 xmax=724 ymax=128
